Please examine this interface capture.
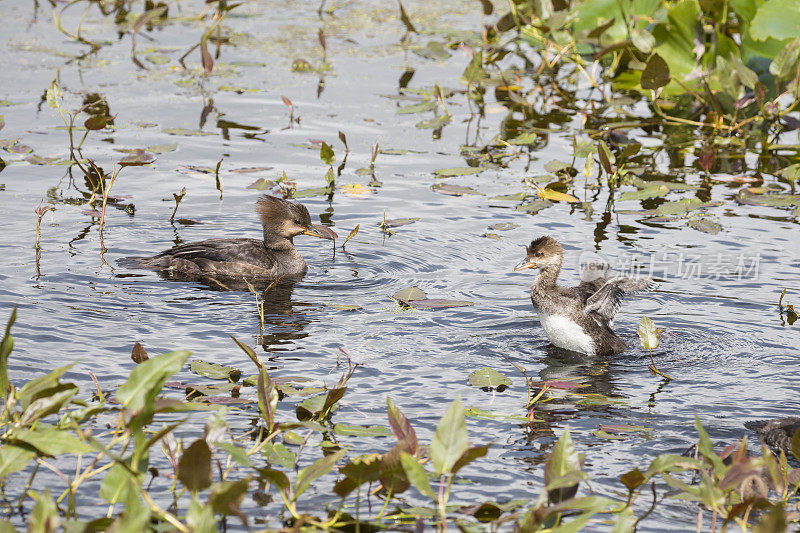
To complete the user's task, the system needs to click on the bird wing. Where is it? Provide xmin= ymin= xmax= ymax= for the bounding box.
xmin=583 ymin=276 xmax=654 ymax=322
xmin=156 ymin=239 xmax=278 ymax=271
xmin=575 ymin=262 xmax=610 ymax=304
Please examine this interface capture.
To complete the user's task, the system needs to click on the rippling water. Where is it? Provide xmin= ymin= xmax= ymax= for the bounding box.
xmin=1 ymin=0 xmax=799 ymax=529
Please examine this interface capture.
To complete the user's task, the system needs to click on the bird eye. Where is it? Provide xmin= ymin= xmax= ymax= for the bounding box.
xmin=535 ymin=252 xmax=543 ymax=257
xmin=294 ymin=219 xmax=302 ymax=225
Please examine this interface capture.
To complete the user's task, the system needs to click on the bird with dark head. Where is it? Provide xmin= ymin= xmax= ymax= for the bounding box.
xmin=128 ymin=195 xmax=335 ymax=282
xmin=513 ymin=236 xmax=653 ymax=356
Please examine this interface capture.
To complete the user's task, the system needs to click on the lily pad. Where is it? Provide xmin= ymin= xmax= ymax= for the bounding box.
xmin=431 ymin=183 xmax=481 ymax=196
xmin=468 ymin=367 xmax=511 ymax=389
xmin=656 ymin=198 xmax=714 ymax=215
xmin=118 ymin=149 xmax=155 ymax=166
xmin=190 ymin=361 xmax=242 ymax=382
xmin=433 ymin=167 xmax=485 ymax=177
xmin=507 ymin=132 xmax=538 ymax=145
xmin=325 ymin=303 xmax=362 ymax=311
xmin=482 ymin=233 xmax=502 ymax=240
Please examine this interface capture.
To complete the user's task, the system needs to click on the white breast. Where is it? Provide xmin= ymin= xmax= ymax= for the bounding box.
xmin=536 ymin=310 xmax=595 ymax=355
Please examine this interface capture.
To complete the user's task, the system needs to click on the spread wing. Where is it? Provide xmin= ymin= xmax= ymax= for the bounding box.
xmin=583 ymin=276 xmax=654 ymax=322
xmin=575 ymin=261 xmax=610 ymax=304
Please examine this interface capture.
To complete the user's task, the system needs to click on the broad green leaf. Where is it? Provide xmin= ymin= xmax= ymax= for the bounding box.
xmin=619 ymin=185 xmax=670 ymax=200
xmin=416 ymin=115 xmax=450 ymax=129
xmin=46 ymin=81 xmax=62 ymax=109
xmin=209 ymin=477 xmax=250 ymax=516
xmin=320 ymin=142 xmax=335 ymax=166
xmin=397 ymin=101 xmax=437 ymax=114
xmin=294 ymin=448 xmax=347 ymax=500
xmin=631 ymin=28 xmax=655 ymax=53
xmin=0 ymin=307 xmax=17 ymax=400
xmin=544 ymin=428 xmax=582 ymax=487
xmin=0 ymin=443 xmax=35 ymax=479
xmin=641 ymin=53 xmax=670 ymax=90
xmin=14 ymin=425 xmax=91 ymax=456
xmin=186 ymin=497 xmax=218 ymax=533
xmin=333 ymin=423 xmax=393 ymax=437
xmin=750 ymin=0 xmax=800 ymax=41
xmin=400 ymin=452 xmax=435 ymax=499
xmin=393 ymin=287 xmax=427 ymax=302
xmin=116 ymin=350 xmax=190 ymax=413
xmin=468 ymin=367 xmax=511 ymax=388
xmin=190 ymin=360 xmax=241 ymax=381
xmin=29 ymin=490 xmax=59 ymax=532
xmin=430 ymin=397 xmax=468 ymax=474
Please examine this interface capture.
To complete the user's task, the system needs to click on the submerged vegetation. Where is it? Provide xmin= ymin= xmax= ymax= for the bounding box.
xmin=1 ymin=0 xmax=799 ymax=530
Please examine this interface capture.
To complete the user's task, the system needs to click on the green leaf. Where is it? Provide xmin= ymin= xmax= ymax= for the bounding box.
xmin=261 ymin=442 xmax=296 ymax=470
xmin=0 ymin=443 xmax=35 ymax=479
xmin=400 ymin=452 xmax=435 ymax=499
xmin=544 ymin=428 xmax=582 ymax=487
xmin=190 ymin=360 xmax=241 ymax=381
xmin=452 ymin=444 xmax=490 ymax=474
xmin=393 ymin=287 xmax=427 ymax=302
xmin=631 ymin=28 xmax=655 ymax=53
xmin=641 ymin=53 xmax=671 ymax=90
xmin=29 ymin=490 xmax=59 ymax=532
xmin=0 ymin=307 xmax=17 ymax=400
xmin=209 ymin=477 xmax=250 ymax=516
xmin=294 ymin=448 xmax=347 ymax=500
xmin=430 ymin=397 xmax=468 ymax=474
xmin=116 ymin=350 xmax=190 ymax=413
xmin=14 ymin=425 xmax=91 ymax=456
xmin=257 ymin=366 xmax=278 ymax=430
xmin=791 ymin=427 xmax=800 ymax=462
xmin=397 ymin=101 xmax=437 ymax=114
xmin=468 ymin=367 xmax=511 ymax=388
xmin=462 ymin=51 xmax=486 ymax=84
xmin=320 ymin=142 xmax=335 ymax=166
xmin=770 ymin=38 xmax=800 ymax=77
xmin=46 ymin=81 xmax=62 ymax=110
xmin=416 ymin=115 xmax=451 ymax=129
xmin=433 ymin=166 xmax=485 ymax=177
xmin=750 ymin=0 xmax=800 ymax=41
xmin=637 ymin=316 xmax=660 ymax=350
xmin=430 ymin=183 xmax=482 ymax=196
xmin=186 ymin=496 xmax=218 ymax=533
xmin=178 ymin=439 xmax=212 ymax=492
xmin=333 ymin=423 xmax=393 ymax=437
xmin=214 ymin=442 xmax=253 ymax=467
xmin=620 ymin=467 xmax=646 ymax=491
xmin=619 ymin=185 xmax=670 ymax=200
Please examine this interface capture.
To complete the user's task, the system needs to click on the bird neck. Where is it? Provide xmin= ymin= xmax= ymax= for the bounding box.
xmin=262 ymin=231 xmax=296 ymax=252
xmin=533 ymin=257 xmax=562 ymax=291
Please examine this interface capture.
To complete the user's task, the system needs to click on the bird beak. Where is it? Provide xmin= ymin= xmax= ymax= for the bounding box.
xmin=304 ymin=224 xmax=338 ymax=240
xmin=512 ymin=258 xmax=537 ymax=272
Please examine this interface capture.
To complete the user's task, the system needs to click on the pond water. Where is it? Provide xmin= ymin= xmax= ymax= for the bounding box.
xmin=0 ymin=0 xmax=799 ymax=529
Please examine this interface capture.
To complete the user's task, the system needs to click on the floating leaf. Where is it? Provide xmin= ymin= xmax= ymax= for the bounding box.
xmin=190 ymin=360 xmax=241 ymax=382
xmin=468 ymin=367 xmax=511 ymax=389
xmin=118 ymin=149 xmax=155 ymax=166
xmin=333 ymin=424 xmax=393 ymax=437
xmin=619 ymin=185 xmax=670 ymax=200
xmin=383 ymin=217 xmax=419 ymax=227
xmin=483 ymin=233 xmax=501 ymax=240
xmin=488 ymin=222 xmax=518 ymax=231
xmin=393 ymin=287 xmax=427 ymax=302
xmin=146 ymin=143 xmax=178 ymax=154
xmin=508 ymin=132 xmax=538 ymax=145
xmin=433 ymin=167 xmax=485 ymax=177
xmin=416 ymin=115 xmax=451 ymax=129
xmin=492 ymin=192 xmax=530 ymax=201
xmin=431 ymin=183 xmax=481 ymax=196
xmin=398 ymin=101 xmax=437 ymax=114
xmin=247 ymin=178 xmax=276 ymax=191
xmin=516 ymin=200 xmax=552 ymax=214
xmin=686 ymin=217 xmax=722 ymax=234
xmin=404 ymin=299 xmax=473 ymax=309
xmin=325 ymin=303 xmax=361 ymax=311
xmin=163 ymin=128 xmax=214 ymax=137
xmin=84 ymin=115 xmax=115 ymax=131
xmin=131 ymin=342 xmax=149 ymax=364
xmin=538 ymin=189 xmax=579 ymax=203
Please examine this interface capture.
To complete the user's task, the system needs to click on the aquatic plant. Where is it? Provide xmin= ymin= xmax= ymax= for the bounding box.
xmin=1 ymin=309 xmax=798 ymax=530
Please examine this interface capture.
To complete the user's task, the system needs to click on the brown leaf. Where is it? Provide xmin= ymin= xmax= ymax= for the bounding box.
xmin=200 ymin=39 xmax=213 ymax=75
xmin=131 ymin=342 xmax=149 ymax=364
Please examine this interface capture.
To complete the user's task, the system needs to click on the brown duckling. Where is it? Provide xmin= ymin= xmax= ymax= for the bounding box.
xmin=745 ymin=417 xmax=800 ymax=454
xmin=130 ymin=195 xmax=332 ymax=280
xmin=512 ymin=236 xmax=653 ymax=356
